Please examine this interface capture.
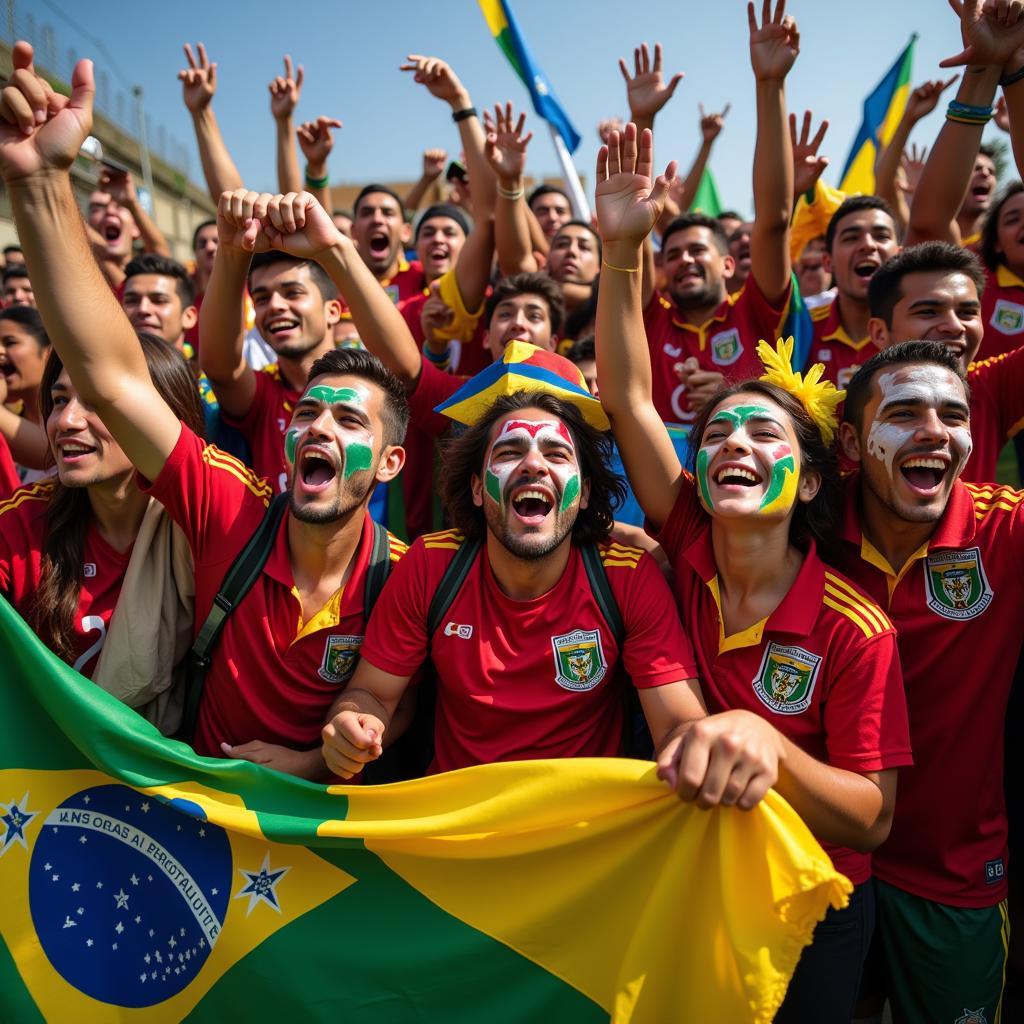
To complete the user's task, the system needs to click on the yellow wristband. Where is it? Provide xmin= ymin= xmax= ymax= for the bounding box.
xmin=602 ymin=258 xmax=640 ymax=273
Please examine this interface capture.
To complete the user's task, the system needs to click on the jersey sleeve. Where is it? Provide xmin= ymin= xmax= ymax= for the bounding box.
xmin=407 ymin=360 xmax=465 ymax=439
xmin=822 ymin=630 xmax=912 ymax=774
xmin=655 ymin=470 xmax=707 ymax=563
xmin=612 ymin=551 xmax=698 ymax=688
xmin=360 ymin=538 xmax=436 ymax=678
xmin=0 ymin=436 xmax=20 ymax=502
xmin=738 ymin=269 xmax=792 ymax=337
xmin=970 ymin=346 xmax=1024 ymax=442
xmin=138 ymin=425 xmax=273 ymax=565
xmin=434 ymin=268 xmax=486 ymax=342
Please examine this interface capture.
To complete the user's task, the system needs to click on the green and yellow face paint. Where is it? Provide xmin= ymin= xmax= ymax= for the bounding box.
xmin=696 ymin=403 xmax=799 ymax=516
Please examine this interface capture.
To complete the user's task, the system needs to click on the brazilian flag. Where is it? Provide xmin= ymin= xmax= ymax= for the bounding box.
xmin=0 ymin=596 xmax=849 ymax=1022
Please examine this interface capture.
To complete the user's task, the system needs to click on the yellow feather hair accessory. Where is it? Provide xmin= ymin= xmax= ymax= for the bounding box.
xmin=756 ymin=337 xmax=846 ymax=445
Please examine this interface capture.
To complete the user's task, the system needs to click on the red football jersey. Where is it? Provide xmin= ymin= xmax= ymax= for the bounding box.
xmin=141 ymin=426 xmax=408 ymax=757
xmin=642 ymin=277 xmax=789 ymax=425
xmin=831 ymin=478 xmax=1024 ymax=906
xmin=407 ymin=359 xmax=466 ymax=439
xmin=0 ymin=480 xmax=133 ymax=676
xmin=808 ymin=296 xmax=876 ymax=389
xmin=964 ymin=347 xmax=1024 ymax=482
xmin=225 ymin=364 xmax=301 ymax=493
xmin=980 ymin=265 xmax=1024 ymax=361
xmin=339 ymin=259 xmax=426 ymax=321
xmin=0 ymin=435 xmax=19 ymax=501
xmin=656 ymin=476 xmax=911 ymax=884
xmin=360 ymin=530 xmax=698 ymax=774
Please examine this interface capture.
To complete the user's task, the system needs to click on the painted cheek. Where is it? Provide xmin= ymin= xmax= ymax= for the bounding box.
xmin=949 ymin=426 xmax=973 ymax=468
xmin=866 ymin=421 xmax=915 ymax=478
xmin=757 ymin=455 xmax=798 ymax=515
xmin=284 ymin=427 xmax=303 ymax=466
xmin=695 ymin=448 xmax=715 ymax=512
xmin=558 ymin=473 xmax=580 ymax=513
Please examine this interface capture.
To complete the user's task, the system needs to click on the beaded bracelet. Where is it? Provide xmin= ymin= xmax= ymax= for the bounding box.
xmin=945 ymin=99 xmax=993 ymax=125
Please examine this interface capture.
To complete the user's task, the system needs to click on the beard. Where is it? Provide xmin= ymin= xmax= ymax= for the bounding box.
xmin=483 ymin=498 xmax=578 ymax=561
xmin=668 ymin=278 xmax=721 ymax=310
xmin=289 ymin=477 xmax=373 ymax=525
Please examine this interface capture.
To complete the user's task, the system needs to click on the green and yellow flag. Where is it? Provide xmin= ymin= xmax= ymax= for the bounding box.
xmin=0 ymin=595 xmax=849 ymax=1022
xmin=839 ymin=35 xmax=916 ymax=195
xmin=690 ymin=168 xmax=723 ymax=217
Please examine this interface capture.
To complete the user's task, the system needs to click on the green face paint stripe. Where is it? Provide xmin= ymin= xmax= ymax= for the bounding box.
xmin=343 ymin=442 xmax=374 ymax=479
xmin=485 ymin=469 xmax=503 ymax=505
xmin=284 ymin=428 xmax=300 ymax=465
xmin=304 ymin=385 xmax=365 ymax=406
xmin=758 ymin=454 xmax=797 ymax=512
xmin=695 ymin=448 xmax=714 ymax=510
xmin=707 ymin=404 xmax=778 ymax=432
xmin=559 ymin=474 xmax=580 ymax=512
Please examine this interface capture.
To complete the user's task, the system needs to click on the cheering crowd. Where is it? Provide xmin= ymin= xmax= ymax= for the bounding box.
xmin=3 ymin=0 xmax=1024 ymax=1020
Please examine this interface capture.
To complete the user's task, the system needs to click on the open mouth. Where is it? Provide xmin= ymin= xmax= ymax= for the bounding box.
xmin=298 ymin=448 xmax=338 ymax=493
xmin=714 ymin=465 xmax=761 ymax=487
xmin=266 ymin=317 xmax=300 ymax=338
xmin=854 ymin=260 xmax=879 ymax=280
xmin=511 ymin=487 xmax=554 ymax=523
xmin=971 ymin=185 xmax=991 ymax=201
xmin=58 ymin=441 xmax=97 ymax=464
xmin=102 ymin=220 xmax=122 ymax=243
xmin=676 ymin=268 xmax=704 ymax=286
xmin=368 ymin=232 xmax=391 ymax=259
xmin=899 ymin=455 xmax=948 ymax=495
xmin=428 ymin=246 xmax=449 ymax=262
xmin=0 ymin=364 xmax=14 ymax=379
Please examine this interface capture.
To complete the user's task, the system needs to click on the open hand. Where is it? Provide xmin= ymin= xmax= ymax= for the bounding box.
xmin=220 ymin=739 xmax=326 ymax=780
xmin=0 ymin=42 xmax=93 ymax=182
xmin=790 ymin=110 xmax=829 ymax=197
xmin=748 ymin=0 xmax=800 ymax=81
xmin=618 ymin=42 xmax=684 ymax=122
xmin=594 ymin=122 xmax=677 ymax=245
xmin=904 ymin=77 xmax=959 ymax=121
xmin=941 ymin=0 xmax=1024 ymax=67
xmin=483 ymin=102 xmax=532 ymax=184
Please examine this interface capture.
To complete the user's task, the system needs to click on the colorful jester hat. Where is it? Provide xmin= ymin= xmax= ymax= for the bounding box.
xmin=756 ymin=337 xmax=846 ymax=445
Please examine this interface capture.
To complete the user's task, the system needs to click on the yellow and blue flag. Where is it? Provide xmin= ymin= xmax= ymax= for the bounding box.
xmin=839 ymin=35 xmax=916 ymax=195
xmin=0 ymin=594 xmax=850 ymax=1022
xmin=478 ymin=0 xmax=581 ymax=153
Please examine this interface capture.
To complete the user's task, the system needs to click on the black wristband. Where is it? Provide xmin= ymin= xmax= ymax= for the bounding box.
xmin=1001 ymin=65 xmax=1024 ymax=88
xmin=452 ymin=106 xmax=478 ymax=123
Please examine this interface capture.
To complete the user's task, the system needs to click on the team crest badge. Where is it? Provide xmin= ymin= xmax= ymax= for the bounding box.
xmin=924 ymin=548 xmax=993 ymax=621
xmin=991 ymin=298 xmax=1024 ymax=335
xmin=551 ymin=629 xmax=607 ymax=691
xmin=752 ymin=643 xmax=822 ymax=715
xmin=710 ymin=328 xmax=743 ymax=366
xmin=318 ymin=635 xmax=363 ymax=683
xmin=954 ymin=1009 xmax=988 ymax=1024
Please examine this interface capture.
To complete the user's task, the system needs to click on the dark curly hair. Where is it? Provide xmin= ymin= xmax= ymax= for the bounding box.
xmin=439 ymin=390 xmax=624 ymax=544
xmin=687 ymin=380 xmax=841 ymax=550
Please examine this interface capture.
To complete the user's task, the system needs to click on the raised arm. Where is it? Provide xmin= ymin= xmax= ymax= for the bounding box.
xmin=789 ymin=109 xmax=830 ymax=207
xmin=873 ymin=79 xmax=956 ymax=232
xmin=0 ymin=398 xmax=47 ymax=469
xmin=483 ymin=103 xmax=539 ymax=275
xmin=269 ymin=55 xmax=304 ymax=195
xmin=672 ymin=103 xmax=729 ymax=212
xmin=906 ymin=1 xmax=1024 ymax=244
xmin=1 ymin=44 xmax=181 ymax=482
xmin=747 ymin=0 xmax=798 ymax=305
xmin=297 ymin=116 xmax=342 ymax=213
xmin=997 ymin=36 xmax=1024 ymax=176
xmin=197 ymin=189 xmax=278 ymax=419
xmin=403 ymin=148 xmax=446 ymax=212
xmin=178 ymin=43 xmax=243 ymax=204
xmin=400 ymin=54 xmax=498 ymax=217
xmin=593 ymin=124 xmax=684 ymax=531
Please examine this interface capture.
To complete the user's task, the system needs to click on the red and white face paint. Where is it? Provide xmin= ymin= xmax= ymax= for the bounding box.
xmin=479 ymin=413 xmax=584 ymax=559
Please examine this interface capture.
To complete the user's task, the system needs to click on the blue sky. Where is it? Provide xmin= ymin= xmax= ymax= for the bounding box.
xmin=24 ymin=0 xmax=1014 ymax=214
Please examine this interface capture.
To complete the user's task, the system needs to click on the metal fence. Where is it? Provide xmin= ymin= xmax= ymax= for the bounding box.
xmin=3 ymin=0 xmax=192 ymax=177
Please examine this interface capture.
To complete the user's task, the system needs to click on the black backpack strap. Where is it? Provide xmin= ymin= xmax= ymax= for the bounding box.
xmin=363 ymin=520 xmax=392 ymax=616
xmin=426 ymin=537 xmax=481 ymax=639
xmin=580 ymin=542 xmax=625 ymax=648
xmin=179 ymin=491 xmax=289 ymax=741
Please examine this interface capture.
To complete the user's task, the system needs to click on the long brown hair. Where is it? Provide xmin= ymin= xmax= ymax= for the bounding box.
xmin=29 ymin=333 xmax=206 ymax=662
